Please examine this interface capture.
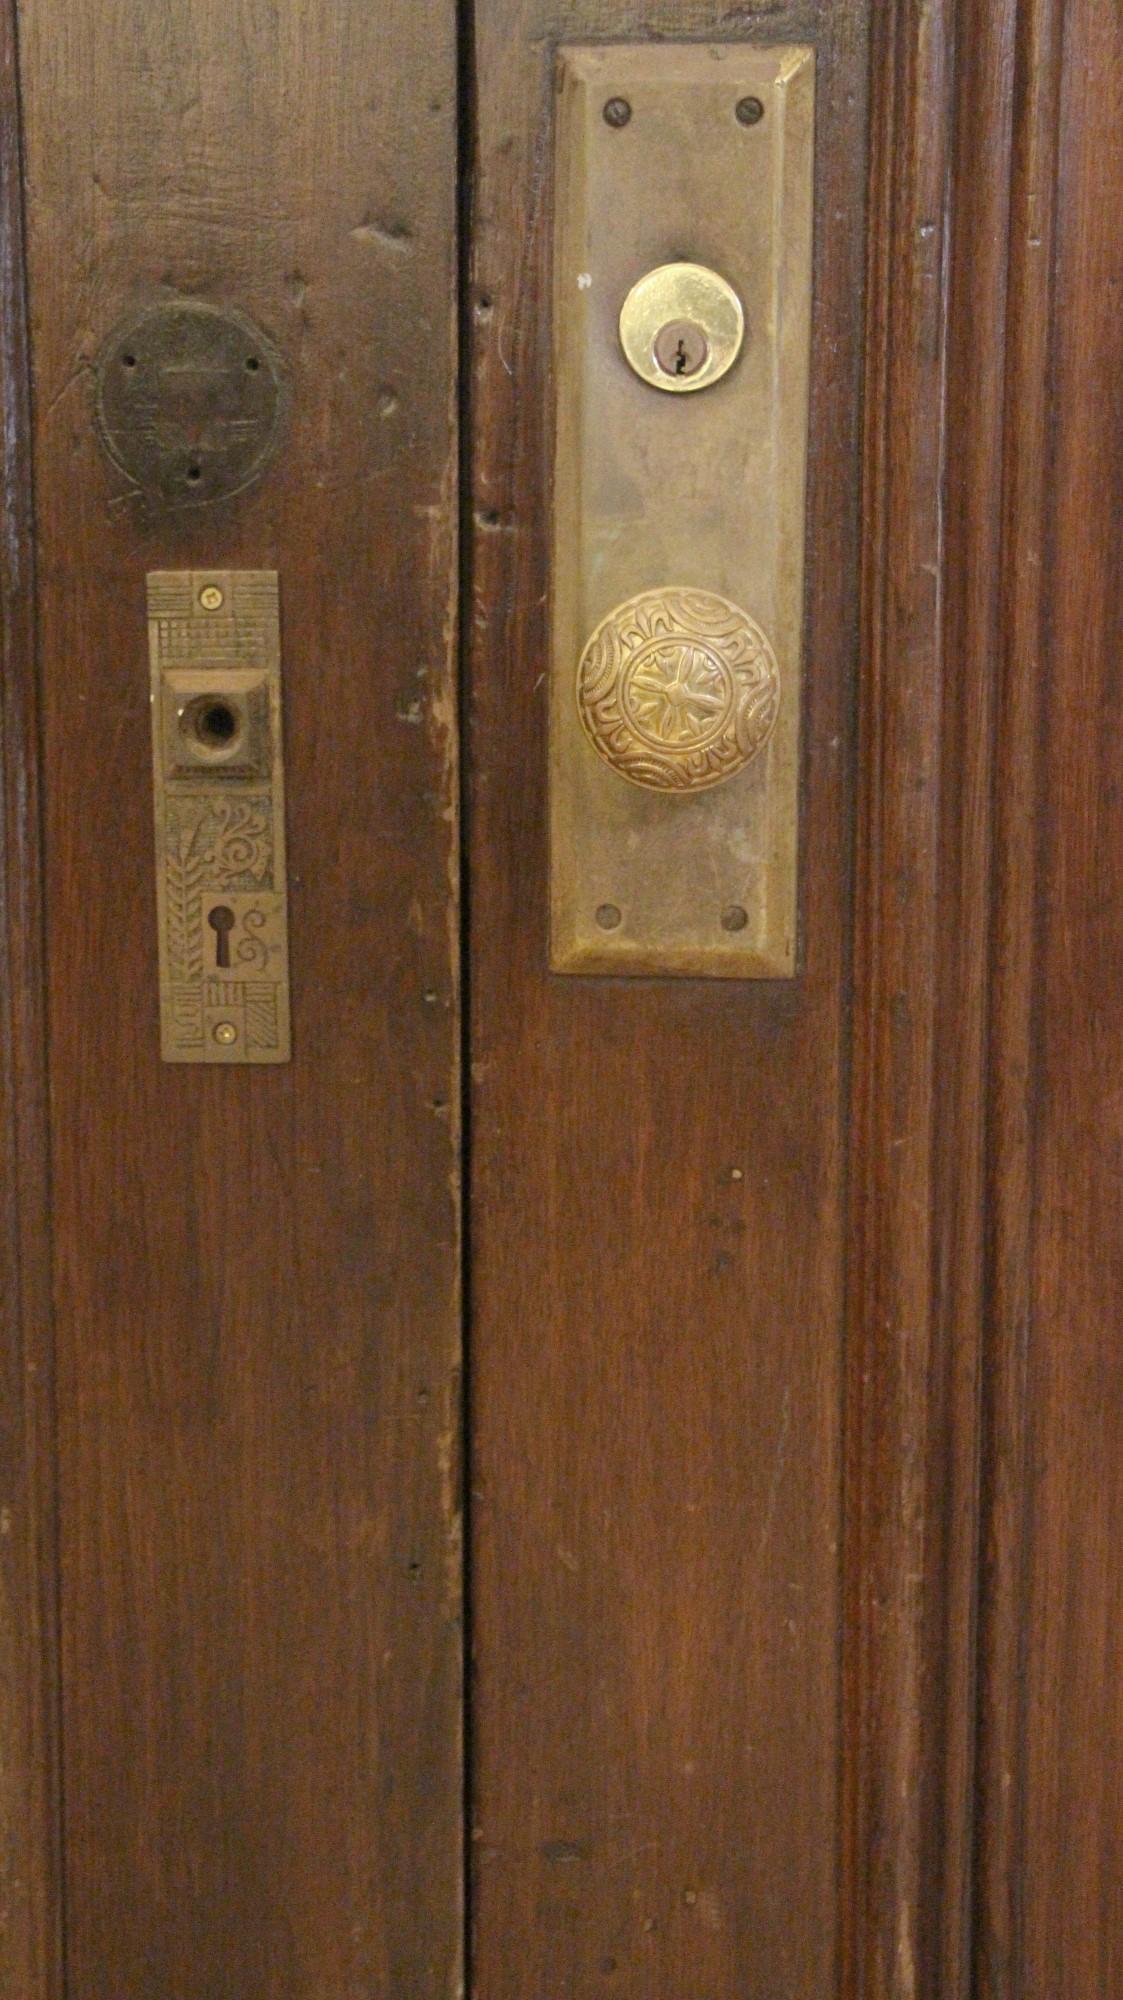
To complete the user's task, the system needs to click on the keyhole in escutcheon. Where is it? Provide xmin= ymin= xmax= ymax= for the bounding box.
xmin=208 ymin=905 xmax=235 ymax=968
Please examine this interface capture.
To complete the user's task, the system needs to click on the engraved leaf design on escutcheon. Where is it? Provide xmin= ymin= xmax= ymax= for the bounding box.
xmin=576 ymin=587 xmax=780 ymax=792
xmin=199 ymin=799 xmax=272 ymax=887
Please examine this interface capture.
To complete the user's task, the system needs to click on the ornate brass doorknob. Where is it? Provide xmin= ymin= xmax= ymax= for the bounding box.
xmin=576 ymin=587 xmax=780 ymax=793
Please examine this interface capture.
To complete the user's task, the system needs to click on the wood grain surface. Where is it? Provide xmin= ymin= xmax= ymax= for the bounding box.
xmin=842 ymin=3 xmax=1016 ymax=1994
xmin=4 ymin=1 xmax=1123 ymax=1994
xmin=466 ymin=6 xmax=868 ymax=1996
xmin=13 ymin=2 xmax=463 ymax=1995
xmin=976 ymin=0 xmax=1123 ymax=1992
xmin=0 ymin=2 xmax=62 ymax=1994
xmin=974 ymin=1 xmax=1064 ymax=1992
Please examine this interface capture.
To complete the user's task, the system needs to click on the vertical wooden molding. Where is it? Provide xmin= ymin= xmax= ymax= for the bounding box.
xmin=842 ymin=2 xmax=1016 ymax=1992
xmin=0 ymin=1 xmax=62 ymax=1994
xmin=973 ymin=1 xmax=1065 ymax=1993
xmin=844 ymin=5 xmax=957 ymax=1991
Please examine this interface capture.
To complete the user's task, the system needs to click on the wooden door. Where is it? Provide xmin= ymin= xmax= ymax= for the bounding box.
xmin=0 ymin=3 xmax=463 ymax=1995
xmin=2 ymin=3 xmax=1121 ymax=1998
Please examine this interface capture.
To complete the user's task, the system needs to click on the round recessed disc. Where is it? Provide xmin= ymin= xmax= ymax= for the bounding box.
xmin=95 ymin=300 xmax=285 ymax=506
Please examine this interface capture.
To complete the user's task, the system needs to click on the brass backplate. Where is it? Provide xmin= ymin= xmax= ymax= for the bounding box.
xmin=551 ymin=45 xmax=815 ymax=977
xmin=148 ymin=570 xmax=291 ymax=1062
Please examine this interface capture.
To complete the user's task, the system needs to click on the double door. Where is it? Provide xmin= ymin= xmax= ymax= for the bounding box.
xmin=0 ymin=3 xmax=1118 ymax=1997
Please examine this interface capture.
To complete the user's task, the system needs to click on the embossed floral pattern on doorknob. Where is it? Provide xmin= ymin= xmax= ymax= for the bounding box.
xmin=576 ymin=587 xmax=780 ymax=792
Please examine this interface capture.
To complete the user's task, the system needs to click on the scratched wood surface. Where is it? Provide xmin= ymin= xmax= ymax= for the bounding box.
xmin=466 ymin=6 xmax=868 ymax=1995
xmin=13 ymin=2 xmax=462 ymax=1995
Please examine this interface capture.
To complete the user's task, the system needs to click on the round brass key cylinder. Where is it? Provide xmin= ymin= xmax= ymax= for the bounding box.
xmin=576 ymin=587 xmax=780 ymax=792
xmin=619 ymin=262 xmax=745 ymax=393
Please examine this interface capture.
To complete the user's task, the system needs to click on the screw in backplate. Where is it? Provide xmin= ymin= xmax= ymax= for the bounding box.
xmin=199 ymin=585 xmax=224 ymax=610
xmin=603 ymin=96 xmax=632 ymax=129
xmin=735 ymin=96 xmax=765 ymax=127
xmin=213 ymin=1021 xmax=238 ymax=1046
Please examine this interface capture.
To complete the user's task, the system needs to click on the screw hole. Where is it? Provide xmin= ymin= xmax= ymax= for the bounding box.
xmin=245 ymin=355 xmax=260 ymax=371
xmin=186 ymin=462 xmax=202 ymax=483
xmin=121 ymin=352 xmax=137 ymax=368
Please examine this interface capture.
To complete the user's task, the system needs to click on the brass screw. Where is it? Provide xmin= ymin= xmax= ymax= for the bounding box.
xmin=213 ymin=1021 xmax=238 ymax=1045
xmin=721 ymin=905 xmax=749 ymax=933
xmin=595 ymin=903 xmax=622 ymax=931
xmin=736 ymin=96 xmax=765 ymax=127
xmin=199 ymin=585 xmax=224 ymax=611
xmin=603 ymin=97 xmax=632 ymax=129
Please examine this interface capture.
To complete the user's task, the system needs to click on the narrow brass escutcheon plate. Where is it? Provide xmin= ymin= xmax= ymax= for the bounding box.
xmin=148 ymin=570 xmax=291 ymax=1062
xmin=550 ymin=44 xmax=815 ymax=977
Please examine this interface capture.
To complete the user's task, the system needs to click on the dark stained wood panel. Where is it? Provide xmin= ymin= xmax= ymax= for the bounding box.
xmin=467 ymin=6 xmax=868 ymax=1995
xmin=14 ymin=2 xmax=462 ymax=1995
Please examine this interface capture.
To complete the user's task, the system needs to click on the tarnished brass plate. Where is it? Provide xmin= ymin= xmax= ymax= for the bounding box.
xmin=97 ymin=302 xmax=284 ymax=506
xmin=551 ymin=45 xmax=815 ymax=977
xmin=148 ymin=571 xmax=291 ymax=1062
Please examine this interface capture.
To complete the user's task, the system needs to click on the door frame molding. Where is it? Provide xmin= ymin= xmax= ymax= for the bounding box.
xmin=0 ymin=1 xmax=64 ymax=1993
xmin=974 ymin=1 xmax=1065 ymax=1992
xmin=844 ymin=3 xmax=1025 ymax=1994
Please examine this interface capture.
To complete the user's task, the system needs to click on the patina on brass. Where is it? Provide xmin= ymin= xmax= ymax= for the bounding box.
xmin=551 ymin=43 xmax=815 ymax=977
xmin=576 ymin=587 xmax=780 ymax=792
xmin=97 ymin=302 xmax=284 ymax=506
xmin=148 ymin=570 xmax=291 ymax=1063
xmin=619 ymin=262 xmax=745 ymax=393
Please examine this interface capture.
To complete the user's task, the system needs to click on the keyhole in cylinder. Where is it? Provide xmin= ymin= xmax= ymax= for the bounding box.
xmin=208 ymin=905 xmax=235 ymax=969
xmin=653 ymin=318 xmax=709 ymax=381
